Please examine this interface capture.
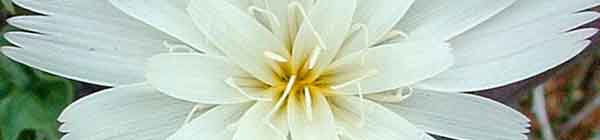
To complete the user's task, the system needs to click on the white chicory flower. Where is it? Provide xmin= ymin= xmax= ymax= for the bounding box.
xmin=2 ymin=0 xmax=599 ymax=140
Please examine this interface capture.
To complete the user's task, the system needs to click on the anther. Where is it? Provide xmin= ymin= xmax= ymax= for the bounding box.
xmin=264 ymin=51 xmax=289 ymax=62
xmin=248 ymin=6 xmax=282 ymax=28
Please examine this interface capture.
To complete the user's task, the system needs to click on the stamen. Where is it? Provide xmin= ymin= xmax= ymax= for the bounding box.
xmin=247 ymin=6 xmax=282 ymax=28
xmin=367 ymin=87 xmax=414 ymax=103
xmin=288 ymin=2 xmax=328 ymax=50
xmin=331 ymin=69 xmax=378 ymax=89
xmin=264 ymin=51 xmax=289 ymax=62
xmin=357 ymin=83 xmax=366 ymax=128
xmin=351 ymin=23 xmax=370 ymax=46
xmin=163 ymin=41 xmax=193 ymax=53
xmin=307 ymin=46 xmax=322 ymax=69
xmin=225 ymin=77 xmax=272 ymax=101
xmin=264 ymin=75 xmax=297 ymax=140
xmin=304 ymin=86 xmax=313 ymax=121
xmin=377 ymin=30 xmax=409 ymax=44
xmin=182 ymin=104 xmax=203 ymax=128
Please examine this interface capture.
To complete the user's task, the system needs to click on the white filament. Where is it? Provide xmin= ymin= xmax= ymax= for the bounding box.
xmin=182 ymin=104 xmax=203 ymax=128
xmin=163 ymin=41 xmax=193 ymax=53
xmin=303 ymin=86 xmax=313 ymax=121
xmin=264 ymin=51 xmax=289 ymax=62
xmin=331 ymin=69 xmax=378 ymax=89
xmin=351 ymin=24 xmax=370 ymax=46
xmin=288 ymin=2 xmax=327 ymax=50
xmin=356 ymin=83 xmax=366 ymax=128
xmin=307 ymin=46 xmax=322 ymax=69
xmin=264 ymin=75 xmax=297 ymax=139
xmin=225 ymin=77 xmax=271 ymax=101
xmin=248 ymin=6 xmax=282 ymax=28
xmin=367 ymin=87 xmax=414 ymax=103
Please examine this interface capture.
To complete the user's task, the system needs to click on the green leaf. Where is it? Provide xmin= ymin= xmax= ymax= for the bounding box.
xmin=1 ymin=0 xmax=15 ymax=15
xmin=0 ymin=23 xmax=74 ymax=140
xmin=0 ymin=53 xmax=74 ymax=140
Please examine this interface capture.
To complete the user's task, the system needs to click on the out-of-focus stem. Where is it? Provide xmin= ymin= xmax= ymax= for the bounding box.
xmin=532 ymin=84 xmax=556 ymax=140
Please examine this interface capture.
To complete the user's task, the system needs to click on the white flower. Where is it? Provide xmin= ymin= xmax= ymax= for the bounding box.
xmin=2 ymin=0 xmax=599 ymax=140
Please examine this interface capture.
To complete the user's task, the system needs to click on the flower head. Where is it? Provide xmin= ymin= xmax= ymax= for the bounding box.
xmin=2 ymin=0 xmax=599 ymax=140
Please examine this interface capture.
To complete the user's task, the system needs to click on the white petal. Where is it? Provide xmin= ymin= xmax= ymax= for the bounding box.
xmin=458 ymin=0 xmax=600 ymax=36
xmin=395 ymin=0 xmax=516 ymax=41
xmin=167 ymin=103 xmax=254 ymax=140
xmin=4 ymin=0 xmax=174 ymax=86
xmin=338 ymin=40 xmax=454 ymax=94
xmin=451 ymin=12 xmax=600 ymax=67
xmin=187 ymin=0 xmax=288 ymax=85
xmin=145 ymin=53 xmax=254 ymax=104
xmin=233 ymin=101 xmax=289 ymax=140
xmin=109 ymin=0 xmax=219 ymax=54
xmin=331 ymin=96 xmax=432 ymax=140
xmin=353 ymin=0 xmax=414 ymax=44
xmin=290 ymin=0 xmax=356 ymax=73
xmin=58 ymin=83 xmax=200 ymax=140
xmin=288 ymin=92 xmax=338 ymax=140
xmin=381 ymin=89 xmax=530 ymax=140
xmin=417 ymin=28 xmax=597 ymax=92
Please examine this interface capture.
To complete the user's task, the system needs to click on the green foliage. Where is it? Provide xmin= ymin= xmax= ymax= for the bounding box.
xmin=0 ymin=0 xmax=14 ymax=15
xmin=0 ymin=23 xmax=74 ymax=140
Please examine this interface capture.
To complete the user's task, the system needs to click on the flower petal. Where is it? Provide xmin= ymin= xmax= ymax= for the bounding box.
xmin=187 ymin=0 xmax=288 ymax=85
xmin=2 ymin=0 xmax=174 ymax=86
xmin=451 ymin=12 xmax=600 ymax=67
xmin=395 ymin=0 xmax=516 ymax=41
xmin=337 ymin=40 xmax=454 ymax=94
xmin=145 ymin=53 xmax=254 ymax=104
xmin=353 ymin=0 xmax=414 ymax=44
xmin=108 ymin=0 xmax=219 ymax=54
xmin=167 ymin=103 xmax=253 ymax=140
xmin=290 ymin=0 xmax=356 ymax=73
xmin=288 ymin=92 xmax=338 ymax=140
xmin=331 ymin=96 xmax=432 ymax=140
xmin=233 ymin=101 xmax=289 ymax=140
xmin=58 ymin=83 xmax=200 ymax=140
xmin=381 ymin=89 xmax=530 ymax=140
xmin=417 ymin=28 xmax=597 ymax=92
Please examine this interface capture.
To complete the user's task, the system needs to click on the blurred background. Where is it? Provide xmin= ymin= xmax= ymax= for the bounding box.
xmin=0 ymin=1 xmax=599 ymax=140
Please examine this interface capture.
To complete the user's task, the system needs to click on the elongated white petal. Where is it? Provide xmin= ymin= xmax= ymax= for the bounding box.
xmin=187 ymin=0 xmax=288 ymax=85
xmin=3 ymin=0 xmax=174 ymax=86
xmin=291 ymin=0 xmax=356 ymax=73
xmin=146 ymin=53 xmax=256 ymax=104
xmin=353 ymin=0 xmax=414 ymax=44
xmin=458 ymin=0 xmax=600 ymax=36
xmin=418 ymin=28 xmax=597 ymax=92
xmin=233 ymin=102 xmax=289 ymax=140
xmin=109 ymin=0 xmax=219 ymax=54
xmin=338 ymin=40 xmax=453 ymax=94
xmin=452 ymin=12 xmax=600 ymax=67
xmin=288 ymin=92 xmax=338 ymax=140
xmin=168 ymin=103 xmax=253 ymax=140
xmin=331 ymin=96 xmax=432 ymax=140
xmin=59 ymin=83 xmax=200 ymax=140
xmin=395 ymin=0 xmax=516 ymax=41
xmin=381 ymin=89 xmax=530 ymax=140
